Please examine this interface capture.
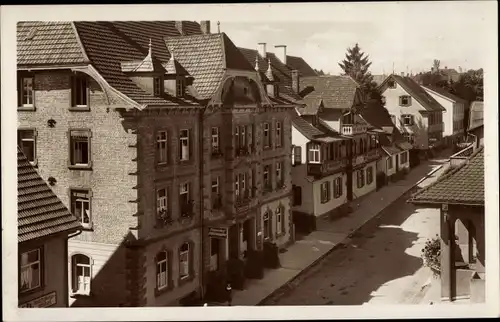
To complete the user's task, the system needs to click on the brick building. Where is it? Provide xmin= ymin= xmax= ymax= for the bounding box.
xmin=17 ymin=21 xmax=296 ymax=306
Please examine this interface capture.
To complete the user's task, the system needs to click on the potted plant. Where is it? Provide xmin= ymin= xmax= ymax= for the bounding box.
xmin=244 ymin=249 xmax=264 ymax=279
xmin=226 ymin=258 xmax=245 ymax=290
xmin=422 ymin=236 xmax=441 ymax=277
xmin=263 ymin=241 xmax=281 ymax=269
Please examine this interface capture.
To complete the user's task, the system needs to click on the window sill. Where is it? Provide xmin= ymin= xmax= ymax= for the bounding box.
xmin=17 ymin=106 xmax=36 ymax=112
xmin=80 ymin=223 xmax=94 ymax=231
xmin=68 ymin=164 xmax=93 ymax=171
xmin=70 ymin=292 xmax=92 ymax=299
xmin=69 ymin=106 xmax=90 ymax=112
xmin=178 ymin=159 xmax=194 ymax=166
xmin=154 ymin=284 xmax=174 ymax=297
xmin=178 ymin=274 xmax=195 ymax=287
xmin=156 ymin=162 xmax=170 ymax=168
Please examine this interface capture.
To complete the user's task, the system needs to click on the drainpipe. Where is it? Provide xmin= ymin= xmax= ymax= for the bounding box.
xmin=68 ymin=229 xmax=82 ymax=239
xmin=199 ymin=108 xmax=205 ymax=301
xmin=346 ymin=138 xmax=353 ymax=201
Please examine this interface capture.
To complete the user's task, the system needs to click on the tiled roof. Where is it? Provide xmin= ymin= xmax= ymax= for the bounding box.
xmin=165 ymin=33 xmax=254 ymax=100
xmin=163 ymin=55 xmax=190 ymax=76
xmin=383 ymin=75 xmax=446 ymax=112
xmin=17 ymin=21 xmax=89 ymax=66
xmin=423 ymin=85 xmax=468 ymax=104
xmin=286 ymin=55 xmax=318 ymax=77
xmin=291 ymin=108 xmax=324 ymax=139
xmin=469 ymin=101 xmax=484 ymax=131
xmin=409 ymin=147 xmax=484 ymax=206
xmin=299 ymin=75 xmax=360 ymax=114
xmin=18 ymin=147 xmax=81 ymax=243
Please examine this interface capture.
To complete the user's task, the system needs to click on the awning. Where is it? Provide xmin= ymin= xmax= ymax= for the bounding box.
xmin=382 ymin=145 xmax=402 ymax=156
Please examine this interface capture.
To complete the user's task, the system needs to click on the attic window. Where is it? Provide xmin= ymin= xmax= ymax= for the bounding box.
xmin=24 ymin=28 xmax=37 ymax=41
xmin=153 ymin=77 xmax=163 ymax=96
xmin=399 ymin=95 xmax=411 ymax=107
xmin=388 ymin=80 xmax=396 ymax=89
xmin=176 ymin=78 xmax=185 ymax=97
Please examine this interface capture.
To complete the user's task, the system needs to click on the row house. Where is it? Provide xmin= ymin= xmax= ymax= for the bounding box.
xmin=17 ymin=21 xmax=296 ymax=307
xmin=422 ymin=85 xmax=467 ymax=145
xmin=467 ymin=101 xmax=484 ymax=150
xmin=17 ymin=147 xmax=82 ymax=308
xmin=379 ymin=74 xmax=446 ymax=158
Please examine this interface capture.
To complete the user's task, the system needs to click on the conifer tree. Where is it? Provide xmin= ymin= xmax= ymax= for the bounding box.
xmin=338 ymin=43 xmax=377 ymax=97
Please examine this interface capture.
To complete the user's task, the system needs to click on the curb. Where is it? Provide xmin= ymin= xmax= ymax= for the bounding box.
xmin=257 ymin=162 xmax=446 ymax=305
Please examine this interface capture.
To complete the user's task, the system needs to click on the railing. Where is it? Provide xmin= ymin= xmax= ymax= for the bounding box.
xmin=450 ymin=144 xmax=474 ymax=168
xmin=352 ymin=148 xmax=380 ymax=167
xmin=307 ymin=159 xmax=347 ymax=178
xmin=341 ymin=124 xmax=366 ymax=136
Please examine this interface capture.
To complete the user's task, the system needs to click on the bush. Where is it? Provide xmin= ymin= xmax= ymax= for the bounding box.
xmin=245 ymin=250 xmax=264 ymax=279
xmin=226 ymin=258 xmax=246 ymax=290
xmin=263 ymin=241 xmax=281 ymax=269
xmin=422 ymin=236 xmax=441 ymax=277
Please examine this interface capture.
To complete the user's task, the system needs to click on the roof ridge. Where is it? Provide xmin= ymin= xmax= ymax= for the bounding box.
xmin=70 ymin=22 xmax=90 ymax=63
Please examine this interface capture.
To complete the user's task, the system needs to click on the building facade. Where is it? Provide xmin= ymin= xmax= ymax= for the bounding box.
xmin=17 ymin=147 xmax=82 ymax=308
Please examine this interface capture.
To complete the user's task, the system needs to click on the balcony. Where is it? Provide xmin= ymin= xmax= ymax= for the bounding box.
xmin=341 ymin=123 xmax=366 ymax=136
xmin=179 ymin=200 xmax=194 ymax=219
xmin=352 ymin=148 xmax=381 ymax=167
xmin=307 ymin=159 xmax=347 ymax=178
xmin=429 ymin=122 xmax=444 ymax=133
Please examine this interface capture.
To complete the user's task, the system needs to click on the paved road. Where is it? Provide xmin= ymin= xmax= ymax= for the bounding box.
xmin=263 ymin=164 xmax=448 ymax=306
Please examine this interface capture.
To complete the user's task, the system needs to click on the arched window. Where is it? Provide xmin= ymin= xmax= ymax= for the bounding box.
xmin=71 ymin=254 xmax=91 ymax=295
xmin=179 ymin=242 xmax=191 ymax=280
xmin=156 ymin=251 xmax=169 ymax=290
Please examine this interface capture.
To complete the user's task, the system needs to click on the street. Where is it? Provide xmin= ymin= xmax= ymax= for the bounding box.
xmin=262 ymin=160 xmax=449 ymax=306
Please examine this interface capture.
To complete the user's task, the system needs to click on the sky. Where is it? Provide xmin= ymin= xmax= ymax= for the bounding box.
xmin=214 ymin=1 xmax=492 ymax=76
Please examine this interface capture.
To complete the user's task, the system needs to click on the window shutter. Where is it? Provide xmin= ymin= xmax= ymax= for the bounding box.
xmin=189 ymin=241 xmax=195 ymax=277
xmin=189 ymin=129 xmax=193 ymax=159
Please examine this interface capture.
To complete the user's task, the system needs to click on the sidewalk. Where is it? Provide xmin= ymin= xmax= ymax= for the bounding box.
xmin=231 ymin=153 xmax=451 ymax=306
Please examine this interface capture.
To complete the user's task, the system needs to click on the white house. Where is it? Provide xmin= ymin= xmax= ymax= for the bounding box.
xmin=379 ymin=74 xmax=446 ymax=157
xmin=423 ymin=85 xmax=467 ymax=145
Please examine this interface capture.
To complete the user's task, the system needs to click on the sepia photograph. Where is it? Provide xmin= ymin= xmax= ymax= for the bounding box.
xmin=1 ymin=2 xmax=498 ymax=321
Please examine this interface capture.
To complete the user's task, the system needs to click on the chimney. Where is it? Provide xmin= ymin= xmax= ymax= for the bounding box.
xmin=258 ymin=42 xmax=267 ymax=58
xmin=292 ymin=70 xmax=300 ymax=94
xmin=400 ymin=72 xmax=405 ymax=77
xmin=175 ymin=21 xmax=185 ymax=36
xmin=200 ymin=21 xmax=211 ymax=34
xmin=275 ymin=45 xmax=287 ymax=65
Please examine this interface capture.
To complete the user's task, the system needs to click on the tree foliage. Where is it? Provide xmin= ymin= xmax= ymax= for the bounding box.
xmin=338 ymin=43 xmax=377 ymax=97
xmin=422 ymin=236 xmax=441 ymax=278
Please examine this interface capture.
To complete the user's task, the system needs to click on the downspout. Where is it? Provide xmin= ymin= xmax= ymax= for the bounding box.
xmin=199 ymin=107 xmax=205 ymax=301
xmin=68 ymin=229 xmax=83 ymax=239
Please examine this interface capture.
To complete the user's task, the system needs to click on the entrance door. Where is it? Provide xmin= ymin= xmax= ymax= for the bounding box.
xmin=209 ymin=237 xmax=221 ymax=271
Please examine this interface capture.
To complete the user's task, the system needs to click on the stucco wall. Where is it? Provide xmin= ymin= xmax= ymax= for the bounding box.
xmin=312 ymin=172 xmax=348 ymax=217
xmin=291 ymin=164 xmax=314 ymax=215
xmin=260 ymin=196 xmax=292 ymax=248
xmin=424 ymin=90 xmax=465 ymax=137
xmin=352 ymin=161 xmax=377 ymax=198
xmin=291 ymin=125 xmax=308 ymax=165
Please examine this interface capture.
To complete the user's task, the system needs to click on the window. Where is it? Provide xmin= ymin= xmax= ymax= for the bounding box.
xmin=156 ymin=131 xmax=168 ymax=164
xmin=263 ymin=212 xmax=270 ymax=240
xmin=71 ymin=254 xmax=91 ymax=295
xmin=403 ymin=132 xmax=414 ymax=144
xmin=179 ymin=129 xmax=190 ymax=161
xmin=366 ymin=166 xmax=373 ymax=185
xmin=71 ymin=74 xmax=88 ymax=107
xmin=211 ymin=177 xmax=219 ymax=194
xmin=276 ymin=206 xmax=285 ymax=235
xmin=399 ymin=95 xmax=411 ymax=107
xmin=276 ymin=162 xmax=283 ymax=188
xmin=18 ymin=129 xmax=36 ymax=164
xmin=292 ymin=185 xmax=302 ymax=206
xmin=388 ymin=80 xmax=396 ymax=89
xmin=71 ymin=189 xmax=91 ymax=228
xmin=275 ymin=121 xmax=283 ymax=147
xmin=356 ymin=170 xmax=365 ymax=188
xmin=400 ymin=151 xmax=408 ymax=164
xmin=390 ymin=114 xmax=396 ymax=125
xmin=179 ymin=183 xmax=190 ymax=207
xmin=156 ymin=251 xmax=169 ymax=290
xmin=211 ymin=127 xmax=220 ymax=154
xmin=157 ymin=188 xmax=168 ymax=217
xmin=293 ymin=146 xmax=302 ymax=165
xmin=179 ymin=242 xmax=190 ymax=279
xmin=263 ymin=123 xmax=270 ymax=148
xmin=308 ymin=143 xmax=321 ymax=163
xmin=263 ymin=165 xmax=271 ymax=191
xmin=320 ymin=181 xmax=330 ymax=204
xmin=402 ymin=115 xmax=414 ymax=126
xmin=18 ymin=76 xmax=34 ymax=107
xmin=176 ymin=78 xmax=185 ymax=97
xmin=387 ymin=156 xmax=393 ymax=169
xmin=69 ymin=130 xmax=91 ymax=167
xmin=153 ymin=77 xmax=162 ymax=96
xmin=19 ymin=248 xmax=42 ymax=293
xmin=333 ymin=177 xmax=343 ymax=199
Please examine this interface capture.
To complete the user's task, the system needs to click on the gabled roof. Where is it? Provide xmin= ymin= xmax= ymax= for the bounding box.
xmin=409 ymin=147 xmax=484 ymax=206
xmin=291 ymin=109 xmax=324 ymax=139
xmin=165 ymin=33 xmax=254 ymax=100
xmin=286 ymin=55 xmax=318 ymax=77
xmin=163 ymin=54 xmax=190 ymax=76
xmin=422 ymin=85 xmax=467 ymax=104
xmin=372 ymin=74 xmax=388 ymax=86
xmin=469 ymin=101 xmax=484 ymax=131
xmin=380 ymin=74 xmax=446 ymax=112
xmin=17 ymin=21 xmax=89 ymax=66
xmin=299 ymin=75 xmax=360 ymax=114
xmin=18 ymin=147 xmax=81 ymax=243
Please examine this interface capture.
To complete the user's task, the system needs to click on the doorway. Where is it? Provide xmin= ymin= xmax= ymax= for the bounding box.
xmin=209 ymin=237 xmax=222 ymax=272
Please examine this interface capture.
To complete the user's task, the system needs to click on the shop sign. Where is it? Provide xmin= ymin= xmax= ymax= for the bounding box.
xmin=19 ymin=291 xmax=57 ymax=308
xmin=208 ymin=227 xmax=228 ymax=238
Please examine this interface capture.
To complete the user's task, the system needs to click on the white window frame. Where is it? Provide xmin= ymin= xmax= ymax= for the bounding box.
xmin=71 ymin=190 xmax=91 ymax=228
xmin=157 ymin=188 xmax=168 ymax=215
xmin=70 ymin=130 xmax=91 ymax=167
xmin=179 ymin=129 xmax=190 ymax=161
xmin=275 ymin=121 xmax=282 ymax=147
xmin=20 ymin=76 xmax=34 ymax=107
xmin=156 ymin=251 xmax=169 ymax=290
xmin=320 ymin=181 xmax=330 ymax=203
xmin=276 ymin=207 xmax=284 ymax=235
xmin=179 ymin=243 xmax=190 ymax=280
xmin=309 ymin=143 xmax=321 ymax=163
xmin=263 ymin=123 xmax=270 ymax=148
xmin=19 ymin=248 xmax=41 ymax=293
xmin=180 ymin=183 xmax=189 ymax=201
xmin=263 ymin=165 xmax=270 ymax=187
xmin=18 ymin=129 xmax=36 ymax=164
xmin=211 ymin=127 xmax=219 ymax=152
xmin=156 ymin=131 xmax=168 ymax=164
xmin=263 ymin=212 xmax=270 ymax=240
xmin=402 ymin=114 xmax=414 ymax=126
xmin=71 ymin=74 xmax=88 ymax=107
xmin=276 ymin=162 xmax=282 ymax=184
xmin=72 ymin=254 xmax=91 ymax=295
xmin=153 ymin=77 xmax=162 ymax=96
xmin=333 ymin=177 xmax=343 ymax=198
xmin=211 ymin=177 xmax=219 ymax=194
xmin=235 ymin=174 xmax=240 ymax=198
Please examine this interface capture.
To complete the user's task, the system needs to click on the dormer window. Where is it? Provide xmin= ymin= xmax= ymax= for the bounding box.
xmin=153 ymin=77 xmax=163 ymax=96
xmin=176 ymin=78 xmax=185 ymax=97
